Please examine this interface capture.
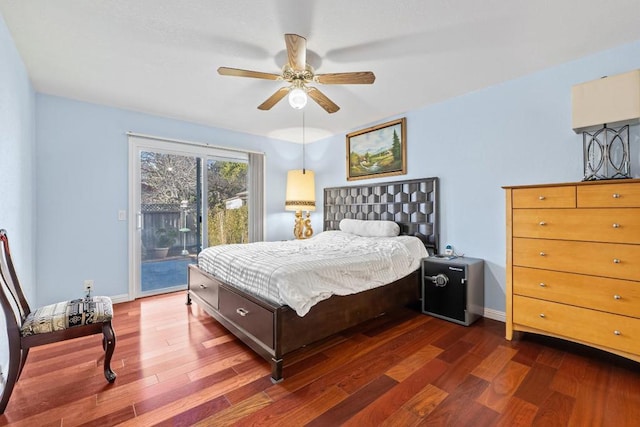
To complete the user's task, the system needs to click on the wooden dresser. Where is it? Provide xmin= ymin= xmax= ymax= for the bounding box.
xmin=504 ymin=179 xmax=640 ymax=362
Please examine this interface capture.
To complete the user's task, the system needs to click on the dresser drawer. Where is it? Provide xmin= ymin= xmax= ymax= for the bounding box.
xmin=218 ymin=285 xmax=274 ymax=348
xmin=188 ymin=265 xmax=219 ymax=309
xmin=513 ymin=238 xmax=640 ymax=281
xmin=512 ymin=186 xmax=576 ymax=208
xmin=513 ymin=266 xmax=640 ymax=318
xmin=512 ymin=208 xmax=640 ymax=244
xmin=513 ymin=295 xmax=640 ymax=355
xmin=578 ymin=182 xmax=640 ymax=208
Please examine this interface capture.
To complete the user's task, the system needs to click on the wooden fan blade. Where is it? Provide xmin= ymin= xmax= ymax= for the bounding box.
xmin=217 ymin=67 xmax=281 ymax=80
xmin=315 ymin=71 xmax=376 ymax=84
xmin=257 ymin=87 xmax=290 ymax=110
xmin=307 ymin=87 xmax=340 ymax=114
xmin=285 ymin=34 xmax=307 ymax=70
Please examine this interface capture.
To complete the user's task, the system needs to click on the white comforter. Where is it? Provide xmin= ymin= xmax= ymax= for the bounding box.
xmin=197 ymin=230 xmax=428 ymax=316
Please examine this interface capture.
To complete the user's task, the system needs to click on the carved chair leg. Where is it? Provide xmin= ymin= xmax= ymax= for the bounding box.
xmin=0 ymin=341 xmax=21 ymax=414
xmin=102 ymin=321 xmax=117 ymax=383
xmin=16 ymin=348 xmax=29 ymax=381
xmin=0 ymin=367 xmax=17 ymax=414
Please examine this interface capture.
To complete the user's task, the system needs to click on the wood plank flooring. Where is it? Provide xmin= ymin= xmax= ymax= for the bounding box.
xmin=1 ymin=291 xmax=639 ymax=426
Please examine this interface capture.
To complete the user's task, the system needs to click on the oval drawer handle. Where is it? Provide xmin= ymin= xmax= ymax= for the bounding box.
xmin=613 ymin=258 xmax=621 ymax=264
xmin=613 ymin=193 xmax=620 ymax=199
xmin=236 ymin=307 xmax=249 ymax=317
xmin=199 ymin=284 xmax=207 ymax=289
xmin=539 ymin=221 xmax=547 ymax=226
xmin=612 ymin=223 xmax=620 ymax=228
xmin=614 ymin=294 xmax=621 ymax=300
xmin=539 ymin=252 xmax=546 ymax=257
xmin=614 ymin=330 xmax=621 ymax=336
xmin=539 ymin=313 xmax=545 ymax=318
xmin=539 ymin=282 xmax=546 ymax=288
xmin=538 ymin=196 xmax=545 ymax=200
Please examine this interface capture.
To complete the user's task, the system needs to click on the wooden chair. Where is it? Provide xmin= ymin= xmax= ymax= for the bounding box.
xmin=0 ymin=229 xmax=116 ymax=414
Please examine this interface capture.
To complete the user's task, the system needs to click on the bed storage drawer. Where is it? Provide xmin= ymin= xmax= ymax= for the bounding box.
xmin=188 ymin=265 xmax=219 ymax=309
xmin=218 ymin=286 xmax=274 ymax=348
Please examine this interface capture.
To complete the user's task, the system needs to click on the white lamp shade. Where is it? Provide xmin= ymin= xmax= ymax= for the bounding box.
xmin=572 ymin=69 xmax=640 ymax=133
xmin=285 ymin=169 xmax=316 ymax=211
xmin=288 ymin=88 xmax=308 ymax=109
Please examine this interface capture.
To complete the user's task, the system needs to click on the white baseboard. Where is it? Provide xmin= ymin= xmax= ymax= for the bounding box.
xmin=483 ymin=308 xmax=506 ymax=322
xmin=110 ymin=293 xmax=132 ymax=304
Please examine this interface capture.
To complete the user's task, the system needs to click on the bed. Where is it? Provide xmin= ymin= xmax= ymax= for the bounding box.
xmin=186 ymin=177 xmax=439 ymax=382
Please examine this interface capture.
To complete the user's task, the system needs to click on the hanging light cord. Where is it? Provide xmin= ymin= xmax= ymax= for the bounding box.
xmin=302 ymin=110 xmax=306 ymax=174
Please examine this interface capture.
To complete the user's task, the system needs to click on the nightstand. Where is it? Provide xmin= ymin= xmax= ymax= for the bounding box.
xmin=422 ymin=256 xmax=484 ymax=326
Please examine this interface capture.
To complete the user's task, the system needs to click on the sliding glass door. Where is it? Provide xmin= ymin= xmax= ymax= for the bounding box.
xmin=129 ymin=136 xmax=251 ymax=298
xmin=139 ymin=150 xmax=201 ymax=295
xmin=205 ymin=158 xmax=248 ymax=246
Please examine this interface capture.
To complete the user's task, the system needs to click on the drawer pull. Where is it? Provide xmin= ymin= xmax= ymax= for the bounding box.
xmin=613 ymin=193 xmax=620 ymax=199
xmin=539 ymin=221 xmax=547 ymax=226
xmin=539 ymin=252 xmax=546 ymax=257
xmin=236 ymin=307 xmax=249 ymax=317
xmin=614 ymin=330 xmax=621 ymax=336
xmin=613 ymin=258 xmax=621 ymax=264
xmin=199 ymin=284 xmax=207 ymax=289
xmin=539 ymin=313 xmax=545 ymax=318
xmin=539 ymin=283 xmax=546 ymax=288
xmin=538 ymin=196 xmax=545 ymax=200
xmin=612 ymin=223 xmax=620 ymax=228
xmin=614 ymin=294 xmax=621 ymax=300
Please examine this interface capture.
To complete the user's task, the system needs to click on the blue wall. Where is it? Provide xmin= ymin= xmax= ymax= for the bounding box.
xmin=0 ymin=14 xmax=36 ymax=300
xmin=35 ymin=95 xmax=299 ymax=305
xmin=0 ymin=12 xmax=36 ymax=384
xmin=309 ymin=40 xmax=640 ymax=314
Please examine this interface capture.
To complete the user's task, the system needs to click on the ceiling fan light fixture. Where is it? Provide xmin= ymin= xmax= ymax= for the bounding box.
xmin=218 ymin=34 xmax=374 ymax=113
xmin=288 ymin=87 xmax=308 ymax=110
xmin=289 ymin=87 xmax=307 ymax=110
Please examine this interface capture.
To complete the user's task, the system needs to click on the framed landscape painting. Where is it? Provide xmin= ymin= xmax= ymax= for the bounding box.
xmin=346 ymin=117 xmax=407 ymax=181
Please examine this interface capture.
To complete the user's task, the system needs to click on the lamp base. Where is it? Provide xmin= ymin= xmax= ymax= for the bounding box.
xmin=293 ymin=210 xmax=313 ymax=239
xmin=582 ymin=125 xmax=631 ymax=181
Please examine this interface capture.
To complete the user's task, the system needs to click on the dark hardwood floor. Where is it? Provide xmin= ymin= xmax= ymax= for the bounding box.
xmin=1 ymin=291 xmax=639 ymax=426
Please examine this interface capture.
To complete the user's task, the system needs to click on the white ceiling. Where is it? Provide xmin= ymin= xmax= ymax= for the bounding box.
xmin=2 ymin=0 xmax=640 ymax=143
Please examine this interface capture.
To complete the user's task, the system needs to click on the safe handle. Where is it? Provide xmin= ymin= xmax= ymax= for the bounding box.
xmin=425 ymin=274 xmax=449 ymax=287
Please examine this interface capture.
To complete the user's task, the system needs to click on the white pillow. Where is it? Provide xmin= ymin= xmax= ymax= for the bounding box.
xmin=339 ymin=219 xmax=400 ymax=237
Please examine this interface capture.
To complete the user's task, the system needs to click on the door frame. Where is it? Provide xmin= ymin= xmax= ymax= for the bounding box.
xmin=127 ymin=133 xmax=250 ymax=301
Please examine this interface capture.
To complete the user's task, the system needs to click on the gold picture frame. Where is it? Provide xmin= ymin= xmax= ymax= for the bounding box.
xmin=346 ymin=117 xmax=407 ymax=181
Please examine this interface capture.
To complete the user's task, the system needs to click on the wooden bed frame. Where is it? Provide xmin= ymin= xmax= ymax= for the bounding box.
xmin=187 ymin=177 xmax=439 ymax=382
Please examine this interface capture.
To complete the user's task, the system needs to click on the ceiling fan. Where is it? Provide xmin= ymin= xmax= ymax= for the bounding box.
xmin=217 ymin=34 xmax=375 ymax=114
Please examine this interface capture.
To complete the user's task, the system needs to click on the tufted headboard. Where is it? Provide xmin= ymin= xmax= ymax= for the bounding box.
xmin=323 ymin=177 xmax=439 ymax=254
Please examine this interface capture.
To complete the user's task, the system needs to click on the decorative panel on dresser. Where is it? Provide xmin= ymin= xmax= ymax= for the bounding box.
xmin=504 ymin=179 xmax=640 ymax=363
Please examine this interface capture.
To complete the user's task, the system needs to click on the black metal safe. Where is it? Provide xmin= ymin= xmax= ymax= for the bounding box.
xmin=421 ymin=256 xmax=484 ymax=326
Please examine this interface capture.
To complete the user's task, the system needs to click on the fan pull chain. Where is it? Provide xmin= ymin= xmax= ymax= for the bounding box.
xmin=302 ymin=110 xmax=306 ymax=174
